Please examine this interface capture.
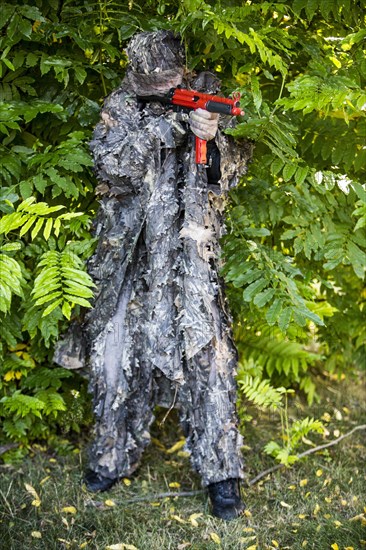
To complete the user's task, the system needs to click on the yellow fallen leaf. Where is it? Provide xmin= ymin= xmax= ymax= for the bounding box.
xmin=150 ymin=437 xmax=166 ymax=450
xmin=62 ymin=517 xmax=69 ymax=528
xmin=331 ymin=544 xmax=339 ymax=550
xmin=302 ymin=541 xmax=308 ymax=547
xmin=209 ymin=532 xmax=221 ymax=545
xmin=79 ymin=543 xmax=89 ymax=549
xmin=325 ymin=497 xmax=332 ymax=503
xmin=62 ymin=506 xmax=77 ymax=515
xmin=122 ymin=478 xmax=131 ymax=486
xmin=334 ymin=520 xmax=342 ymax=528
xmin=271 ymin=540 xmax=279 ymax=547
xmin=280 ymin=501 xmax=292 ymax=508
xmin=333 ymin=429 xmax=340 ymax=437
xmin=288 ymin=485 xmax=296 ymax=490
xmin=150 ymin=502 xmax=160 ymax=507
xmin=169 ymin=482 xmax=181 ymax=489
xmin=189 ymin=518 xmax=199 ymax=528
xmin=349 ymin=513 xmax=365 ymax=522
xmin=31 ymin=531 xmax=42 ymax=538
xmin=105 ymin=500 xmax=116 ymax=507
xmin=166 ymin=439 xmax=186 ymax=454
xmin=298 ymin=514 xmax=307 ymax=519
xmin=177 ymin=451 xmax=190 ymax=458
xmin=24 ymin=483 xmax=41 ymax=507
xmin=324 ymin=514 xmax=331 ymax=519
xmin=171 ymin=515 xmax=186 ymax=524
xmin=244 ymin=509 xmax=252 ymax=517
xmin=188 ymin=513 xmax=202 ymax=528
xmin=106 ymin=545 xmax=139 ymax=550
xmin=313 ymin=503 xmax=320 ymax=515
xmin=40 ymin=476 xmax=50 ymax=485
xmin=246 ymin=545 xmax=257 ymax=550
xmin=315 ymin=469 xmax=323 ymax=477
xmin=299 ymin=479 xmax=308 ymax=487
xmin=243 ymin=527 xmax=255 ymax=533
xmin=344 ymin=547 xmax=354 ymax=550
xmin=49 ymin=458 xmax=57 ymax=463
xmin=334 ymin=409 xmax=342 ymax=421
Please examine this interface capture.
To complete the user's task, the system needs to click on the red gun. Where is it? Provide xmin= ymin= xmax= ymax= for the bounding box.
xmin=138 ymin=87 xmax=244 ymax=165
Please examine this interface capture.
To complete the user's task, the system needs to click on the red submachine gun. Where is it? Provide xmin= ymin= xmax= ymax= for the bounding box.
xmin=138 ymin=87 xmax=244 ymax=165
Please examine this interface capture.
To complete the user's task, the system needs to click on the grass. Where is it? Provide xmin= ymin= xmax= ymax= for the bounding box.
xmin=0 ymin=372 xmax=365 ymax=550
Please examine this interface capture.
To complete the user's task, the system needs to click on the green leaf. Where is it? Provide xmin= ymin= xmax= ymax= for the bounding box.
xmin=265 ymin=298 xmax=283 ymax=325
xmin=295 ymin=166 xmax=309 ymax=185
xmin=62 ymin=300 xmax=72 ymax=320
xmin=31 ymin=218 xmax=44 ymax=240
xmin=43 ymin=218 xmax=53 ymax=240
xmin=34 ymin=291 xmax=63 ymax=306
xmin=278 ymin=307 xmax=292 ymax=332
xmin=282 ymin=163 xmax=297 ymax=182
xmin=42 ymin=297 xmax=63 ymax=317
xmin=63 ymin=294 xmax=92 ymax=308
xmin=253 ymin=288 xmax=275 ymax=307
xmin=19 ymin=180 xmax=33 ymax=199
xmin=243 ymin=278 xmax=268 ymax=302
xmin=19 ymin=215 xmax=36 ymax=237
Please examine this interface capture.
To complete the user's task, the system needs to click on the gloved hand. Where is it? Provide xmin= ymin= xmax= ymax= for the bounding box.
xmin=189 ymin=108 xmax=219 ymax=141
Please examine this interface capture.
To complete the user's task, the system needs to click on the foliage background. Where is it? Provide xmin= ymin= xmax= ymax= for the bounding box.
xmin=0 ymin=0 xmax=365 ymax=460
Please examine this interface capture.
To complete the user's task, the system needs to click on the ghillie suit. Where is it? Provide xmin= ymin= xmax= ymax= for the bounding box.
xmin=54 ymin=31 xmax=252 ymax=491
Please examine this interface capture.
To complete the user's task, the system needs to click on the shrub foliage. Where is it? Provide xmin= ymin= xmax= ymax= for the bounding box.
xmin=0 ymin=0 xmax=365 ymax=458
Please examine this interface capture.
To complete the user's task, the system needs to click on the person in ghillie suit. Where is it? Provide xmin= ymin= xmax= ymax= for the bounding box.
xmin=54 ymin=30 xmax=252 ymax=520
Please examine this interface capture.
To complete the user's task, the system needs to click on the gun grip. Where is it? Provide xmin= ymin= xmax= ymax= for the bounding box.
xmin=195 ymin=136 xmax=207 ymax=165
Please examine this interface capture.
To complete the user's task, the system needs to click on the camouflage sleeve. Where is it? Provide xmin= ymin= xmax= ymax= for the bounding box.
xmin=89 ymin=88 xmax=158 ymax=197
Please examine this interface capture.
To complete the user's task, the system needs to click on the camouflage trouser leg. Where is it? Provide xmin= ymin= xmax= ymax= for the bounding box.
xmin=177 ymin=344 xmax=245 ymax=487
xmin=87 ymin=275 xmax=155 ymax=481
xmin=88 ymin=362 xmax=156 ymax=480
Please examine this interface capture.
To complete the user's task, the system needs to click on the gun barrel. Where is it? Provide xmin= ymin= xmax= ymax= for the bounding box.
xmin=205 ymin=100 xmax=244 ymax=116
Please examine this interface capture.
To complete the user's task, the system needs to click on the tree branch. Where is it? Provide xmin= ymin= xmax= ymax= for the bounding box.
xmin=247 ymin=423 xmax=366 ymax=486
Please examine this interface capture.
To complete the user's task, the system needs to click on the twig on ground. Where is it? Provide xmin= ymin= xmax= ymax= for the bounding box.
xmin=247 ymin=423 xmax=366 ymax=486
xmin=86 ymin=490 xmax=205 ymax=508
xmin=85 ymin=424 xmax=366 ymax=507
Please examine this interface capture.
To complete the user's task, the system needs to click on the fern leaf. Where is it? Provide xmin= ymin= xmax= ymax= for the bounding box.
xmin=237 ymin=374 xmax=286 ymax=410
xmin=34 ymin=290 xmax=63 ymax=306
xmin=42 ymin=297 xmax=63 ymax=317
xmin=43 ymin=218 xmax=53 ymax=240
xmin=31 ymin=217 xmax=44 ymax=240
xmin=63 ymin=294 xmax=92 ymax=308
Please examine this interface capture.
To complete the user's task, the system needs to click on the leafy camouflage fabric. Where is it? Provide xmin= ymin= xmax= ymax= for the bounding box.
xmin=54 ymin=31 xmax=252 ymax=486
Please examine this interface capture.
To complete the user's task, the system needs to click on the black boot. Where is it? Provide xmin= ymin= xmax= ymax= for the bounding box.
xmin=208 ymin=478 xmax=245 ymax=520
xmin=84 ymin=470 xmax=118 ymax=492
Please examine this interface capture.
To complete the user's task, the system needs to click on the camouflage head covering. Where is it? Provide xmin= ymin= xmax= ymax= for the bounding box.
xmin=126 ymin=30 xmax=185 ymax=74
xmin=124 ymin=30 xmax=185 ymax=95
